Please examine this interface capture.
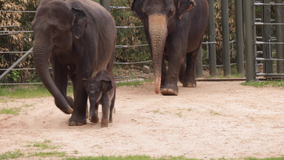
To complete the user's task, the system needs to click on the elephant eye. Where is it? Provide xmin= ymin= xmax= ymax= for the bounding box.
xmin=167 ymin=9 xmax=174 ymax=18
xmin=53 ymin=29 xmax=57 ymax=33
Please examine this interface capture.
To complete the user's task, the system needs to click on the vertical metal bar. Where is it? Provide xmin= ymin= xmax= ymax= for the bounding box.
xmin=221 ymin=0 xmax=231 ymax=77
xmin=208 ymin=0 xmax=216 ymax=77
xmin=196 ymin=46 xmax=203 ymax=78
xmin=243 ymin=0 xmax=255 ymax=81
xmin=275 ymin=0 xmax=284 ymax=73
xmin=0 ymin=48 xmax=33 ymax=81
xmin=235 ymin=0 xmax=244 ymax=76
xmin=262 ymin=0 xmax=273 ymax=73
xmin=100 ymin=0 xmax=110 ymax=12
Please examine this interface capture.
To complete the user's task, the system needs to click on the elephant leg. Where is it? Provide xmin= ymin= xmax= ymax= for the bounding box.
xmin=179 ymin=60 xmax=186 ymax=84
xmin=101 ymin=95 xmax=110 ymax=127
xmin=183 ymin=51 xmax=198 ymax=87
xmin=160 ymin=51 xmax=182 ymax=95
xmin=90 ymin=103 xmax=99 ymax=123
xmin=160 ymin=56 xmax=167 ymax=90
xmin=52 ymin=59 xmax=73 ymax=110
xmin=109 ymin=96 xmax=115 ymax=123
xmin=69 ymin=78 xmax=88 ymax=126
xmin=67 ymin=64 xmax=77 ymax=108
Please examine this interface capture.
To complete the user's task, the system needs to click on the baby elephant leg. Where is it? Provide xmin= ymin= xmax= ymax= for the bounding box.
xmin=109 ymin=97 xmax=115 ymax=123
xmin=101 ymin=97 xmax=111 ymax=127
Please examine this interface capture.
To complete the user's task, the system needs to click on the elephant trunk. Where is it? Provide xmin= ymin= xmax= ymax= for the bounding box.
xmin=149 ymin=14 xmax=168 ymax=94
xmin=33 ymin=41 xmax=73 ymax=114
xmin=89 ymin=97 xmax=96 ymax=118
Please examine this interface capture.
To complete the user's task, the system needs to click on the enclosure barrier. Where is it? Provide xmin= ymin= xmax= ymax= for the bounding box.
xmin=253 ymin=0 xmax=284 ymax=79
xmin=0 ymin=0 xmax=249 ymax=85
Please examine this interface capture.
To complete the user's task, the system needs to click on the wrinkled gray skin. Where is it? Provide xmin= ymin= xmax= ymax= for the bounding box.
xmin=84 ymin=70 xmax=116 ymax=128
xmin=32 ymin=0 xmax=116 ymax=126
xmin=131 ymin=0 xmax=209 ymax=95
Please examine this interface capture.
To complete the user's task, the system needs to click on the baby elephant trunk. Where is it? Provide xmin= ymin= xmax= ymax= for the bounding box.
xmin=89 ymin=96 xmax=99 ymax=123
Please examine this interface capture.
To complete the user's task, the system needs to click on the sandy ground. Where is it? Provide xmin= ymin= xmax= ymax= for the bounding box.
xmin=1 ymin=81 xmax=284 ymax=159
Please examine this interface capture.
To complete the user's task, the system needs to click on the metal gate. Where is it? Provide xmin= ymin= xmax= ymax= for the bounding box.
xmin=254 ymin=0 xmax=284 ymax=79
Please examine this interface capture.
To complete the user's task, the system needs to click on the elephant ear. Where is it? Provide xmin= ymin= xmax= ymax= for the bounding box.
xmin=176 ymin=0 xmax=196 ymax=20
xmin=101 ymin=80 xmax=113 ymax=94
xmin=71 ymin=8 xmax=88 ymax=39
xmin=131 ymin=0 xmax=144 ymax=20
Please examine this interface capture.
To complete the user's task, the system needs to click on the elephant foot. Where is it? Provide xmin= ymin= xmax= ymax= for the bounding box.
xmin=90 ymin=114 xmax=99 ymax=123
xmin=68 ymin=115 xmax=87 ymax=126
xmin=160 ymin=88 xmax=178 ymax=95
xmin=183 ymin=82 xmax=196 ymax=88
xmin=101 ymin=118 xmax=108 ymax=127
xmin=89 ymin=117 xmax=99 ymax=123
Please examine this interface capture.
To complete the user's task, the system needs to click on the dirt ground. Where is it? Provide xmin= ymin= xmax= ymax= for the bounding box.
xmin=1 ymin=81 xmax=284 ymax=159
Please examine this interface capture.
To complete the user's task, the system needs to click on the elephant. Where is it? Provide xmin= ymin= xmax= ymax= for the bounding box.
xmin=131 ymin=0 xmax=209 ymax=95
xmin=84 ymin=70 xmax=116 ymax=127
xmin=31 ymin=0 xmax=117 ymax=126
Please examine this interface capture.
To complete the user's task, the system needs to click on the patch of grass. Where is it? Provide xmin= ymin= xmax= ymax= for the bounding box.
xmin=0 ymin=85 xmax=74 ymax=99
xmin=210 ymin=110 xmax=223 ymax=116
xmin=65 ymin=155 xmax=152 ymax=160
xmin=244 ymin=158 xmax=284 ymax=160
xmin=0 ymin=85 xmax=51 ymax=99
xmin=117 ymin=79 xmax=153 ymax=87
xmin=0 ymin=150 xmax=24 ymax=160
xmin=0 ymin=107 xmax=21 ymax=115
xmin=22 ymin=103 xmax=33 ymax=107
xmin=241 ymin=80 xmax=284 ymax=88
xmin=25 ymin=140 xmax=59 ymax=150
xmin=0 ymin=97 xmax=8 ymax=103
xmin=153 ymin=109 xmax=160 ymax=114
xmin=176 ymin=112 xmax=182 ymax=117
xmin=187 ymin=108 xmax=192 ymax=112
xmin=28 ymin=151 xmax=67 ymax=158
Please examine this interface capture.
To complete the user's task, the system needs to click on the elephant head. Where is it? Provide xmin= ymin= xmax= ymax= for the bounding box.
xmin=31 ymin=0 xmax=88 ymax=114
xmin=131 ymin=0 xmax=196 ymax=94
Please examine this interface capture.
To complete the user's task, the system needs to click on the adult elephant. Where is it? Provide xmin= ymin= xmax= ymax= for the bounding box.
xmin=131 ymin=0 xmax=208 ymax=95
xmin=32 ymin=0 xmax=116 ymax=126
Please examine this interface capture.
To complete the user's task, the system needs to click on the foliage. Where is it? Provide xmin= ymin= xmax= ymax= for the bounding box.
xmin=0 ymin=150 xmax=24 ymax=160
xmin=241 ymin=80 xmax=284 ymax=88
xmin=0 ymin=107 xmax=21 ymax=115
xmin=0 ymin=0 xmax=40 ymax=83
xmin=111 ymin=0 xmax=151 ymax=63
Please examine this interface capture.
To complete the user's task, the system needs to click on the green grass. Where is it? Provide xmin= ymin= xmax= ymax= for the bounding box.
xmin=0 ymin=79 xmax=152 ymax=99
xmin=25 ymin=140 xmax=59 ymax=150
xmin=210 ymin=110 xmax=223 ymax=116
xmin=241 ymin=80 xmax=284 ymax=88
xmin=0 ymin=150 xmax=284 ymax=160
xmin=116 ymin=79 xmax=153 ymax=87
xmin=28 ymin=151 xmax=67 ymax=158
xmin=65 ymin=155 xmax=154 ymax=160
xmin=65 ymin=156 xmax=284 ymax=160
xmin=0 ymin=150 xmax=24 ymax=160
xmin=0 ymin=85 xmax=74 ymax=99
xmin=0 ymin=107 xmax=21 ymax=115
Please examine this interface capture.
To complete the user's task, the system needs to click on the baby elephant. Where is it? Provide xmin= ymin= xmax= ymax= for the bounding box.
xmin=85 ymin=70 xmax=116 ymax=127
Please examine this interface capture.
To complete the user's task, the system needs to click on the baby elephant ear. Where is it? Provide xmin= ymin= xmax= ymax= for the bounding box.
xmin=101 ymin=80 xmax=113 ymax=93
xmin=177 ymin=0 xmax=196 ymax=20
xmin=71 ymin=8 xmax=88 ymax=39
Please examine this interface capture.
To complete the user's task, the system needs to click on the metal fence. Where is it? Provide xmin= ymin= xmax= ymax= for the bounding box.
xmin=0 ymin=0 xmax=247 ymax=85
xmin=253 ymin=0 xmax=284 ymax=79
